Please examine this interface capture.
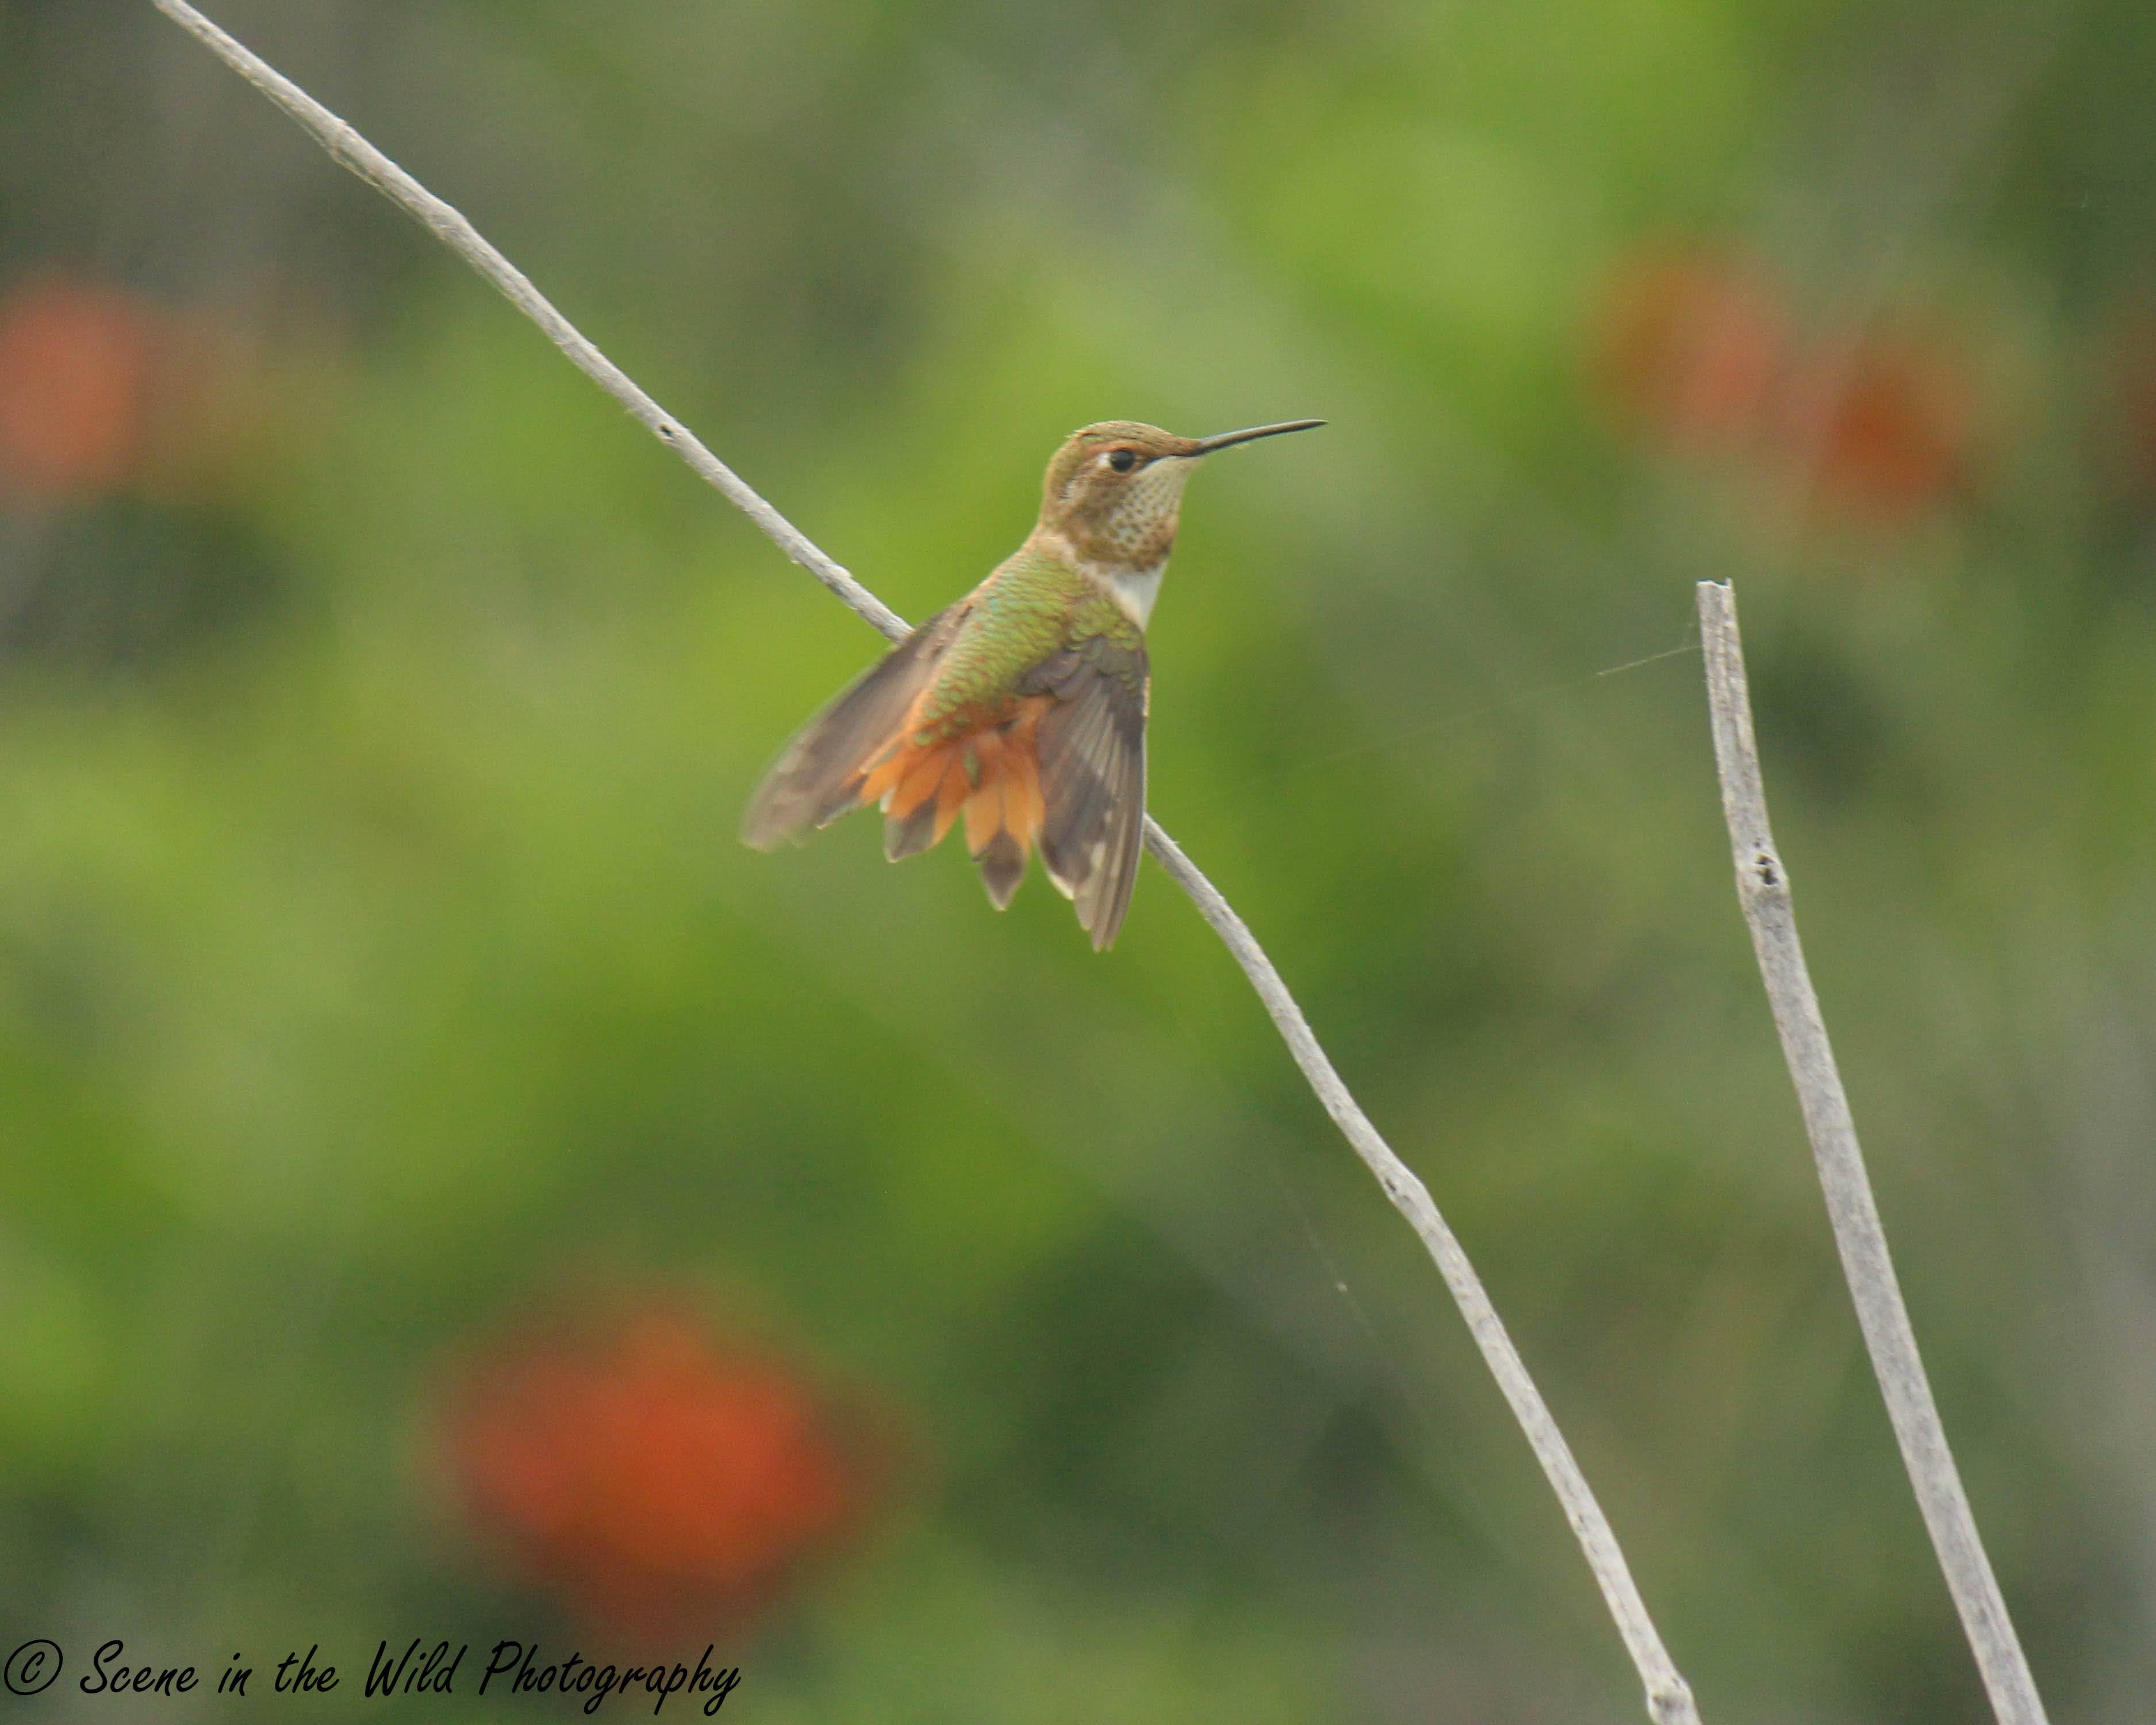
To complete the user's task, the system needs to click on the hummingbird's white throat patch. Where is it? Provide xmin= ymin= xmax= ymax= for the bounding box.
xmin=1033 ymin=527 xmax=1167 ymax=627
xmin=1097 ymin=559 xmax=1166 ymax=627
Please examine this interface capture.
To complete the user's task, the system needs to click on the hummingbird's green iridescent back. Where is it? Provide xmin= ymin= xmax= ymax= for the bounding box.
xmin=911 ymin=549 xmax=1142 ymax=745
xmin=742 ymin=415 xmax=1320 ymax=948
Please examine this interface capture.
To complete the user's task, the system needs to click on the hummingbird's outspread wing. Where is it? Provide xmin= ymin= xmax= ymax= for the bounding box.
xmin=739 ymin=604 xmax=962 ymax=848
xmin=1022 ymin=610 xmax=1148 ymax=950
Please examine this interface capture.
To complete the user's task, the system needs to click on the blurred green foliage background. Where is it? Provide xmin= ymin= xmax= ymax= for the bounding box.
xmin=5 ymin=0 xmax=2156 ymax=1718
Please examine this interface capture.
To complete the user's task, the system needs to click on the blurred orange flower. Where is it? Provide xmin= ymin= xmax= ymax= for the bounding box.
xmin=1588 ymin=247 xmax=1790 ymax=450
xmin=0 ymin=275 xmax=159 ymax=503
xmin=435 ymin=1302 xmax=876 ymax=1644
xmin=2107 ymin=310 xmax=2156 ymax=500
xmin=0 ymin=270 xmax=290 ymax=508
xmin=1778 ymin=333 xmax=1974 ymax=522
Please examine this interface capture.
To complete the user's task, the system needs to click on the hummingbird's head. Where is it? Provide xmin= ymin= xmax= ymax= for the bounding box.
xmin=1037 ymin=418 xmax=1323 ymax=570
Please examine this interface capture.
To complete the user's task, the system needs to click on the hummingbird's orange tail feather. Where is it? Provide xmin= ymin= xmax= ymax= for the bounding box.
xmin=932 ymin=758 xmax=969 ymax=847
xmin=878 ymin=733 xmax=964 ymax=862
xmin=961 ymin=730 xmax=1006 ymax=857
xmin=962 ymin=699 xmax=1052 ymax=910
xmin=856 ymin=745 xmax=911 ymax=811
xmin=891 ymin=747 xmax=948 ymax=821
xmin=1003 ymin=700 xmax=1049 ymax=854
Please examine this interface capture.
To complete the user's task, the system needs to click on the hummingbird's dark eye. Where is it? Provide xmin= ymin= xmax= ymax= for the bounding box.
xmin=1107 ymin=448 xmax=1138 ymax=473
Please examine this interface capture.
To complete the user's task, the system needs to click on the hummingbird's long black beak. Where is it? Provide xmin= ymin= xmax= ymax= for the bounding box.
xmin=1186 ymin=418 xmax=1326 ymax=456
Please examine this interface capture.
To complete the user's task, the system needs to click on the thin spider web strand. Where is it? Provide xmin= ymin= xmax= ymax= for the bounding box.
xmin=1180 ymin=638 xmax=1701 ymax=814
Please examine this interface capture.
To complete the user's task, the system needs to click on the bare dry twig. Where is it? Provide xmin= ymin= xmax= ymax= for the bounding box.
xmin=145 ymin=2 xmax=1701 ymax=1715
xmin=1696 ymin=580 xmax=2048 ymax=1725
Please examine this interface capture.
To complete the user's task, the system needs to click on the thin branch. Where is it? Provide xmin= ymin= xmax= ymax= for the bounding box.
xmin=1695 ymin=581 xmax=2048 ymax=1725
xmin=146 ymin=3 xmax=1700 ymax=1716
xmin=1142 ymin=825 xmax=1698 ymax=1723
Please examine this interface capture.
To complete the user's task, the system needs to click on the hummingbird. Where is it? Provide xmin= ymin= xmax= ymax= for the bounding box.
xmin=742 ymin=417 xmax=1322 ymax=949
